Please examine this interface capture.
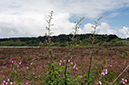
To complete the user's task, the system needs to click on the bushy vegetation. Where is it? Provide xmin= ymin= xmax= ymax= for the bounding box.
xmin=0 ymin=34 xmax=129 ymax=47
xmin=0 ymin=11 xmax=129 ymax=85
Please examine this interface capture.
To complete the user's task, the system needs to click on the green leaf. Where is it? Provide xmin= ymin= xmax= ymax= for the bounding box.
xmin=54 ymin=71 xmax=59 ymax=74
xmin=98 ymin=17 xmax=102 ymax=21
xmin=74 ymin=79 xmax=77 ymax=82
xmin=51 ymin=63 xmax=54 ymax=66
xmin=59 ymin=69 xmax=65 ymax=73
xmin=103 ymin=60 xmax=106 ymax=65
xmin=77 ymin=76 xmax=83 ymax=79
xmin=67 ymin=64 xmax=71 ymax=67
xmin=49 ymin=49 xmax=52 ymax=51
xmin=66 ymin=70 xmax=69 ymax=74
xmin=65 ymin=56 xmax=68 ymax=58
xmin=69 ymin=49 xmax=72 ymax=51
xmin=90 ymin=51 xmax=92 ymax=54
xmin=66 ymin=78 xmax=70 ymax=82
xmin=49 ymin=55 xmax=51 ymax=58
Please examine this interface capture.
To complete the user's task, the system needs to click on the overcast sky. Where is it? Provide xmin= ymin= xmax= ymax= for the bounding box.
xmin=0 ymin=0 xmax=129 ymax=38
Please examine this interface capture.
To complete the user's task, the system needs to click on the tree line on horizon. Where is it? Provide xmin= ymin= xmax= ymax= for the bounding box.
xmin=0 ymin=34 xmax=129 ymax=47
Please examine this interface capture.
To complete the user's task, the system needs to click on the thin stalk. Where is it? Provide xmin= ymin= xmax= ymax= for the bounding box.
xmin=64 ymin=43 xmax=71 ymax=85
xmin=64 ymin=17 xmax=84 ymax=85
xmin=87 ymin=35 xmax=94 ymax=85
xmin=45 ymin=11 xmax=57 ymax=84
xmin=86 ymin=17 xmax=102 ymax=85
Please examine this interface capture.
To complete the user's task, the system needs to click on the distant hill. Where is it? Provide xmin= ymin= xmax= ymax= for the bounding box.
xmin=0 ymin=34 xmax=129 ymax=46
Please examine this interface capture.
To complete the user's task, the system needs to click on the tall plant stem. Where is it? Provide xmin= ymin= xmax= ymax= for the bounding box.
xmin=86 ymin=17 xmax=102 ymax=85
xmin=45 ymin=11 xmax=58 ymax=84
xmin=64 ymin=43 xmax=71 ymax=85
xmin=64 ymin=17 xmax=84 ymax=85
xmin=87 ymin=53 xmax=93 ymax=84
xmin=87 ymin=36 xmax=94 ymax=85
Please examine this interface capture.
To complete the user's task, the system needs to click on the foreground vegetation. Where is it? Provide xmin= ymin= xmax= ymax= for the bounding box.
xmin=0 ymin=11 xmax=129 ymax=85
xmin=0 ymin=46 xmax=129 ymax=85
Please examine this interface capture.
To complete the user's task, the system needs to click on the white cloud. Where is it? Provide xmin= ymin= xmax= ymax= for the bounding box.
xmin=49 ymin=13 xmax=75 ymax=35
xmin=94 ymin=22 xmax=129 ymax=38
xmin=0 ymin=13 xmax=45 ymax=37
xmin=98 ymin=22 xmax=116 ymax=34
xmin=78 ymin=23 xmax=95 ymax=34
xmin=77 ymin=22 xmax=129 ymax=38
xmin=0 ymin=0 xmax=129 ymax=38
xmin=117 ymin=27 xmax=129 ymax=38
xmin=77 ymin=22 xmax=109 ymax=34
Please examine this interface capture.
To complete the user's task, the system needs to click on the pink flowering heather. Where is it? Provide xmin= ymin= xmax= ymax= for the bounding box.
xmin=101 ymin=69 xmax=108 ymax=76
xmin=10 ymin=82 xmax=13 ymax=85
xmin=121 ymin=78 xmax=127 ymax=84
xmin=26 ymin=67 xmax=29 ymax=69
xmin=125 ymin=79 xmax=127 ymax=82
xmin=73 ymin=65 xmax=76 ymax=69
xmin=59 ymin=63 xmax=61 ymax=65
xmin=7 ymin=78 xmax=10 ymax=81
xmin=71 ymin=62 xmax=73 ymax=65
xmin=68 ymin=59 xmax=70 ymax=62
xmin=73 ymin=63 xmax=76 ymax=69
xmin=17 ymin=65 xmax=19 ymax=68
xmin=74 ymin=63 xmax=76 ymax=66
xmin=82 ymin=79 xmax=85 ymax=81
xmin=101 ymin=72 xmax=105 ymax=76
xmin=5 ymin=82 xmax=8 ymax=85
xmin=30 ymin=62 xmax=33 ymax=65
xmin=11 ymin=61 xmax=14 ymax=63
xmin=60 ymin=60 xmax=62 ymax=63
xmin=19 ymin=61 xmax=22 ymax=64
xmin=33 ymin=72 xmax=35 ymax=75
xmin=98 ymin=81 xmax=102 ymax=85
xmin=3 ymin=80 xmax=6 ymax=83
xmin=109 ymin=65 xmax=112 ymax=67
xmin=10 ymin=64 xmax=12 ymax=67
xmin=26 ymin=82 xmax=28 ymax=84
xmin=76 ymin=67 xmax=78 ymax=70
xmin=105 ymin=69 xmax=108 ymax=74
xmin=13 ymin=61 xmax=16 ymax=64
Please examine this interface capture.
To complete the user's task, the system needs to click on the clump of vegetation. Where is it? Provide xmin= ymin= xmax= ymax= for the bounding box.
xmin=0 ymin=11 xmax=129 ymax=85
xmin=0 ymin=33 xmax=128 ymax=47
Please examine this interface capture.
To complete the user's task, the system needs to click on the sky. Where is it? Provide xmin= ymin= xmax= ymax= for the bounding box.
xmin=0 ymin=0 xmax=129 ymax=39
